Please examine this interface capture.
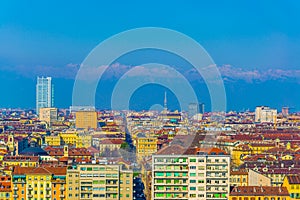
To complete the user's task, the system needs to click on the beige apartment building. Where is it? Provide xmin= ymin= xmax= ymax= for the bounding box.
xmin=75 ymin=111 xmax=98 ymax=129
xmin=39 ymin=107 xmax=58 ymax=126
xmin=66 ymin=163 xmax=133 ymax=200
xmin=230 ymin=169 xmax=271 ymax=187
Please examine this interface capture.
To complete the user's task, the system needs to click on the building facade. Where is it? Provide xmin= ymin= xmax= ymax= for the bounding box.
xmin=255 ymin=106 xmax=277 ymax=123
xmin=66 ymin=164 xmax=133 ymax=200
xmin=39 ymin=107 xmax=58 ymax=126
xmin=75 ymin=111 xmax=98 ymax=130
xmin=152 ymin=147 xmax=230 ymax=200
xmin=229 ymin=186 xmax=291 ymax=200
xmin=12 ymin=166 xmax=67 ymax=200
xmin=36 ymin=77 xmax=54 ymax=115
xmin=136 ymin=137 xmax=157 ymax=160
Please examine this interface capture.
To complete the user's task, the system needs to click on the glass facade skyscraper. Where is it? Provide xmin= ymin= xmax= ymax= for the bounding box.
xmin=36 ymin=76 xmax=54 ymax=114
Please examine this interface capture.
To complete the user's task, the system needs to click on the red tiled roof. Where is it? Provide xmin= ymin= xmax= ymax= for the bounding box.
xmin=230 ymin=186 xmax=289 ymax=196
xmin=100 ymin=139 xmax=123 ymax=145
xmin=13 ymin=165 xmax=67 ymax=175
xmin=3 ymin=156 xmax=39 ymax=162
xmin=231 ymin=170 xmax=248 ymax=175
xmin=287 ymin=175 xmax=300 ymax=184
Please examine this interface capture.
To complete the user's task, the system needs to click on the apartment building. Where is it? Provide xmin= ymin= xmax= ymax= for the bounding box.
xmin=136 ymin=137 xmax=157 ymax=160
xmin=230 ymin=169 xmax=271 ymax=187
xmin=229 ymin=186 xmax=291 ymax=200
xmin=152 ymin=145 xmax=230 ymax=200
xmin=75 ymin=111 xmax=98 ymax=130
xmin=66 ymin=164 xmax=133 ymax=200
xmin=12 ymin=166 xmax=67 ymax=200
xmin=282 ymin=175 xmax=300 ymax=199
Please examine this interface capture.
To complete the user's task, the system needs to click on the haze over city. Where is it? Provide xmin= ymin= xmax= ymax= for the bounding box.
xmin=2 ymin=1 xmax=300 ymax=200
xmin=1 ymin=1 xmax=300 ymax=111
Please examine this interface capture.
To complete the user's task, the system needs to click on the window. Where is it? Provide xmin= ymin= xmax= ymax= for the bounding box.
xmin=190 ymin=173 xmax=196 ymax=177
xmin=190 ymin=187 xmax=196 ymax=191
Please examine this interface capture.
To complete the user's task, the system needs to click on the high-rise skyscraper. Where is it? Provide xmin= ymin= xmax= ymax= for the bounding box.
xmin=188 ymin=103 xmax=199 ymax=118
xmin=36 ymin=76 xmax=54 ymax=114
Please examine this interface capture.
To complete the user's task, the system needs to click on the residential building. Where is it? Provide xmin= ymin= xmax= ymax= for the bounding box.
xmin=3 ymin=156 xmax=39 ymax=167
xmin=136 ymin=137 xmax=157 ymax=160
xmin=36 ymin=76 xmax=54 ymax=115
xmin=255 ymin=106 xmax=277 ymax=123
xmin=282 ymin=175 xmax=300 ymax=199
xmin=66 ymin=164 xmax=133 ymax=200
xmin=152 ymin=145 xmax=230 ymax=200
xmin=45 ymin=135 xmax=61 ymax=146
xmin=0 ymin=174 xmax=12 ymax=200
xmin=39 ymin=107 xmax=58 ymax=126
xmin=230 ymin=169 xmax=271 ymax=187
xmin=75 ymin=111 xmax=98 ymax=129
xmin=12 ymin=166 xmax=67 ymax=200
xmin=229 ymin=186 xmax=291 ymax=200
xmin=99 ymin=139 xmax=123 ymax=154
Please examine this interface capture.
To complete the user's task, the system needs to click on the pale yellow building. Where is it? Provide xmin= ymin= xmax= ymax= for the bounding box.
xmin=45 ymin=135 xmax=61 ymax=146
xmin=75 ymin=111 xmax=98 ymax=129
xmin=136 ymin=137 xmax=157 ymax=160
xmin=45 ymin=132 xmax=92 ymax=148
xmin=39 ymin=107 xmax=58 ymax=126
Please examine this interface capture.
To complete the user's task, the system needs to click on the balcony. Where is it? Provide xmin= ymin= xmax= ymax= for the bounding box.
xmin=46 ymin=194 xmax=51 ymax=198
xmin=46 ymin=187 xmax=51 ymax=191
xmin=60 ymin=194 xmax=65 ymax=198
xmin=28 ymin=187 xmax=33 ymax=190
xmin=208 ymin=168 xmax=228 ymax=172
xmin=106 ymin=190 xmax=118 ymax=193
xmin=13 ymin=194 xmax=18 ymax=198
xmin=60 ymin=187 xmax=65 ymax=191
xmin=206 ymin=162 xmax=228 ymax=166
xmin=28 ymin=194 xmax=33 ymax=198
xmin=13 ymin=187 xmax=18 ymax=190
xmin=154 ymin=181 xmax=188 ymax=186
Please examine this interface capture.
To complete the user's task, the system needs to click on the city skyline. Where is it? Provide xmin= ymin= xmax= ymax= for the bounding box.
xmin=1 ymin=1 xmax=300 ymax=111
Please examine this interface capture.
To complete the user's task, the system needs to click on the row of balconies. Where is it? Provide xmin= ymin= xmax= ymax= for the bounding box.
xmin=27 ymin=194 xmax=53 ymax=198
xmin=28 ymin=187 xmax=52 ymax=191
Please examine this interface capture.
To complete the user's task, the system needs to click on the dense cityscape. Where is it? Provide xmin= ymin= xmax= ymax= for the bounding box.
xmin=2 ymin=1 xmax=300 ymax=200
xmin=0 ymin=76 xmax=299 ymax=200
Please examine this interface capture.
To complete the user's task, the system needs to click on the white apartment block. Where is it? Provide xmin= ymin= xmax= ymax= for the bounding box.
xmin=152 ymin=147 xmax=230 ymax=200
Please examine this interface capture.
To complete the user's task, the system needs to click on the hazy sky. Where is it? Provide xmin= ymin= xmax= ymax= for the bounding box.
xmin=1 ymin=0 xmax=300 ymax=111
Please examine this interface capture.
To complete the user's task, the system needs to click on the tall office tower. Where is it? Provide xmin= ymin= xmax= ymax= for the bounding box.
xmin=199 ymin=103 xmax=205 ymax=114
xmin=36 ymin=76 xmax=54 ymax=114
xmin=188 ymin=103 xmax=199 ymax=118
xmin=152 ymin=147 xmax=230 ymax=200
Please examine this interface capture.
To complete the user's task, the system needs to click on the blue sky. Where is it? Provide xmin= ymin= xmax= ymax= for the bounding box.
xmin=1 ymin=1 xmax=300 ymax=111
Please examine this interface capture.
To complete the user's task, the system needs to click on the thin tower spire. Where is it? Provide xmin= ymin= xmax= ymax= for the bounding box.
xmin=164 ymin=91 xmax=167 ymax=111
